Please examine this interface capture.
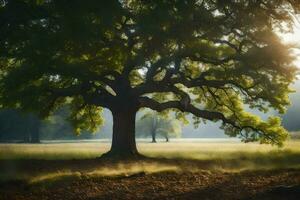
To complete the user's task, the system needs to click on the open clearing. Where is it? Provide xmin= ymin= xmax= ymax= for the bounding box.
xmin=1 ymin=139 xmax=300 ymax=200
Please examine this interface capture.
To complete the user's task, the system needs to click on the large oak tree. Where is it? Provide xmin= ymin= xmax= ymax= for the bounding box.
xmin=0 ymin=0 xmax=299 ymax=156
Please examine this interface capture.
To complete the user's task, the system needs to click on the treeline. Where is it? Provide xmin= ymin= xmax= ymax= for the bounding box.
xmin=0 ymin=109 xmax=40 ymax=143
xmin=0 ymin=108 xmax=183 ymax=142
xmin=0 ymin=107 xmax=95 ymax=142
xmin=1 ymin=80 xmax=300 ymax=142
xmin=1 ymin=105 xmax=300 ymax=142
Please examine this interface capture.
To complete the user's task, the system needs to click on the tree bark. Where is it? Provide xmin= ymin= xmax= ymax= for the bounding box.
xmin=151 ymin=131 xmax=157 ymax=143
xmin=104 ymin=108 xmax=139 ymax=157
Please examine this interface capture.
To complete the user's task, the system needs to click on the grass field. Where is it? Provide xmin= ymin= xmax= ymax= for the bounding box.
xmin=1 ymin=139 xmax=300 ymax=200
xmin=1 ymin=139 xmax=300 ymax=179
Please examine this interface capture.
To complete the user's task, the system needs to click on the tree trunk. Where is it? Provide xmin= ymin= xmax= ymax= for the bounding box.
xmin=165 ymin=136 xmax=169 ymax=142
xmin=151 ymin=131 xmax=157 ymax=143
xmin=104 ymin=108 xmax=139 ymax=157
xmin=151 ymin=113 xmax=157 ymax=143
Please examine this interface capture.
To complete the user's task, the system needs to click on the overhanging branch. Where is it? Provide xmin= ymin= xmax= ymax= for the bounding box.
xmin=138 ymin=96 xmax=277 ymax=143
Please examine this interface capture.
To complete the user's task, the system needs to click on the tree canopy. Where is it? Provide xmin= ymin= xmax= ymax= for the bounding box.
xmin=0 ymin=0 xmax=299 ymax=154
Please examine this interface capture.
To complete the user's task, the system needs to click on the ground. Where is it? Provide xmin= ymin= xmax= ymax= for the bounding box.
xmin=0 ymin=139 xmax=300 ymax=200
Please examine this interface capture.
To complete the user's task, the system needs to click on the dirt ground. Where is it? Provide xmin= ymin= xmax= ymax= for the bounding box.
xmin=1 ymin=158 xmax=300 ymax=200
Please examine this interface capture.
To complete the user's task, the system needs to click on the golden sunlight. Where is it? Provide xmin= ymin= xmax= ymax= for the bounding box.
xmin=279 ymin=17 xmax=300 ymax=68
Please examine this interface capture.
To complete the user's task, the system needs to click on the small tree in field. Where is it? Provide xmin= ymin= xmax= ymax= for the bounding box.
xmin=136 ymin=111 xmax=182 ymax=142
xmin=0 ymin=0 xmax=299 ymax=157
xmin=156 ymin=120 xmax=182 ymax=142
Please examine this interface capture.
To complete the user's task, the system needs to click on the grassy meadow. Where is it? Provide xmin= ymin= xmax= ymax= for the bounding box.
xmin=1 ymin=139 xmax=300 ymax=182
xmin=1 ymin=139 xmax=300 ymax=200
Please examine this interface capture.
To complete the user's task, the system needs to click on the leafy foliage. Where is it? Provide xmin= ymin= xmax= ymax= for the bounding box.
xmin=0 ymin=0 xmax=299 ymax=146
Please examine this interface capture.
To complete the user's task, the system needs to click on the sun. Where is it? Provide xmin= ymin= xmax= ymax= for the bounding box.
xmin=278 ymin=17 xmax=300 ymax=68
xmin=281 ymin=21 xmax=300 ymax=44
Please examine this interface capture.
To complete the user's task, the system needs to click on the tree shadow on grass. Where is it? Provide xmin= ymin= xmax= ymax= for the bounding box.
xmin=171 ymin=170 xmax=300 ymax=200
xmin=1 ymin=150 xmax=300 ymax=183
xmin=84 ymin=169 xmax=300 ymax=200
xmin=249 ymin=185 xmax=300 ymax=200
xmin=1 ymin=156 xmax=300 ymax=200
xmin=171 ymin=183 xmax=300 ymax=200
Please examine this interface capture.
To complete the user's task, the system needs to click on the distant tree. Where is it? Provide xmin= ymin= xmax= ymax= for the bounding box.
xmin=0 ymin=1 xmax=299 ymax=157
xmin=136 ymin=111 xmax=182 ymax=142
xmin=137 ymin=112 xmax=159 ymax=143
xmin=156 ymin=119 xmax=182 ymax=142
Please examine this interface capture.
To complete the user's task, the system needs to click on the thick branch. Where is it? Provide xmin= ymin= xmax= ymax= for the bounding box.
xmin=139 ymin=97 xmax=231 ymax=124
xmin=47 ymin=83 xmax=114 ymax=108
